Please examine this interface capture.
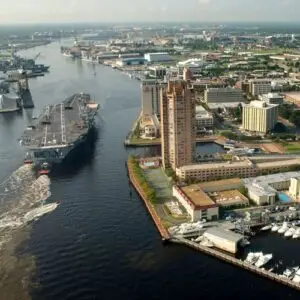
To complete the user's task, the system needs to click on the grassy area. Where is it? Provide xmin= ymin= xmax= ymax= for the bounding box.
xmin=283 ymin=142 xmax=300 ymax=153
xmin=128 ymin=156 xmax=157 ymax=203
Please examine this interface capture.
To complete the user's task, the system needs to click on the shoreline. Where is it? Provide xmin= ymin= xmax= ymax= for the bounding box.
xmin=126 ymin=157 xmax=300 ymax=292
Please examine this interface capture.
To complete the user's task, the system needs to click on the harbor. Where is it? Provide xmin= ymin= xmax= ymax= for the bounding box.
xmin=0 ymin=39 xmax=300 ymax=299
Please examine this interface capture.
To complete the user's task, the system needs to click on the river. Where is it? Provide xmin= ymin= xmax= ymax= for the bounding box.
xmin=0 ymin=41 xmax=299 ymax=299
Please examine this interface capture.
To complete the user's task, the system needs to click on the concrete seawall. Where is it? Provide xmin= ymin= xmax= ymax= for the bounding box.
xmin=126 ymin=160 xmax=170 ymax=240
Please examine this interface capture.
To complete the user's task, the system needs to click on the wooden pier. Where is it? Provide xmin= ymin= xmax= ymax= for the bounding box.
xmin=172 ymin=237 xmax=300 ymax=291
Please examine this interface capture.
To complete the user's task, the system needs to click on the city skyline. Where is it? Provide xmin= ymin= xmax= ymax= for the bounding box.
xmin=1 ymin=0 xmax=300 ymax=24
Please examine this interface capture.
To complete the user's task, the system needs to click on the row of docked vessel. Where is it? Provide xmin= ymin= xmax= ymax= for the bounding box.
xmin=261 ymin=222 xmax=300 ymax=239
xmin=0 ymin=54 xmax=49 ymax=75
xmin=19 ymin=93 xmax=99 ymax=175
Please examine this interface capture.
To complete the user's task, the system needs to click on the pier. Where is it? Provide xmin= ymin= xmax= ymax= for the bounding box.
xmin=171 ymin=237 xmax=300 ymax=291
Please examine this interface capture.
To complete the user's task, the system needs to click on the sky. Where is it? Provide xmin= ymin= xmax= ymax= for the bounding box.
xmin=0 ymin=0 xmax=300 ymax=24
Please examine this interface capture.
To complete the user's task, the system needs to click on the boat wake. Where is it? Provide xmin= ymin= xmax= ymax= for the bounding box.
xmin=0 ymin=164 xmax=53 ymax=251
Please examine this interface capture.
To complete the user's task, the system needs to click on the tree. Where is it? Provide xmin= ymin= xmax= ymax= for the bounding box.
xmin=273 ymin=122 xmax=287 ymax=133
xmin=290 ymin=110 xmax=300 ymax=127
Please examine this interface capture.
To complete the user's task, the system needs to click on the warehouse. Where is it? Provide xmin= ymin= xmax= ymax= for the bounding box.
xmin=203 ymin=227 xmax=244 ymax=254
xmin=144 ymin=52 xmax=173 ymax=63
xmin=115 ymin=57 xmax=147 ymax=67
xmin=172 ymin=185 xmax=219 ymax=222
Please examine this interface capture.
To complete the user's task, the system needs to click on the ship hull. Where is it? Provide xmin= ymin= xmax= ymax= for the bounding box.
xmin=25 ymin=128 xmax=92 ymax=167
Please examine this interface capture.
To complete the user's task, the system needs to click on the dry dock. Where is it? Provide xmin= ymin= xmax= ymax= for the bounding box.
xmin=172 ymin=237 xmax=300 ymax=292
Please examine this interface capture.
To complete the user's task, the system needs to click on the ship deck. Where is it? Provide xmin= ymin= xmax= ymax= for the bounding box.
xmin=21 ymin=93 xmax=95 ymax=148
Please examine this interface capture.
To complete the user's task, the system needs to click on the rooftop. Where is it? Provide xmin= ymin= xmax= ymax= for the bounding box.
xmin=204 ymin=227 xmax=244 ymax=243
xmin=179 ymin=160 xmax=252 ymax=171
xmin=181 ymin=185 xmax=216 ymax=208
xmin=209 ymin=190 xmax=249 ymax=207
xmin=198 ymin=178 xmax=242 ymax=189
xmin=245 ymin=100 xmax=278 ymax=109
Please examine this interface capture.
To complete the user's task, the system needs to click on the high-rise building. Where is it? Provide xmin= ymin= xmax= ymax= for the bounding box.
xmin=160 ymin=81 xmax=196 ymax=170
xmin=249 ymin=79 xmax=272 ymax=96
xmin=242 ymin=101 xmax=278 ymax=134
xmin=204 ymin=87 xmax=244 ymax=103
xmin=141 ymin=80 xmax=166 ymax=117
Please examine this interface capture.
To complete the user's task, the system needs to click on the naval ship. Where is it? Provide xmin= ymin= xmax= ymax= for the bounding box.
xmin=19 ymin=93 xmax=99 ymax=174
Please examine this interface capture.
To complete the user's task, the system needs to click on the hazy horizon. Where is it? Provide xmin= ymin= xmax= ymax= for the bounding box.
xmin=1 ymin=0 xmax=300 ymax=24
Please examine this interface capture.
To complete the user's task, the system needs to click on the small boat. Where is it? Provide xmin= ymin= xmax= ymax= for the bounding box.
xmin=284 ymin=227 xmax=296 ymax=238
xmin=261 ymin=224 xmax=272 ymax=231
xmin=255 ymin=253 xmax=273 ymax=268
xmin=245 ymin=252 xmax=262 ymax=265
xmin=292 ymin=269 xmax=300 ymax=283
xmin=200 ymin=239 xmax=214 ymax=247
xmin=278 ymin=222 xmax=289 ymax=234
xmin=240 ymin=238 xmax=250 ymax=247
xmin=271 ymin=224 xmax=280 ymax=232
xmin=292 ymin=228 xmax=300 ymax=239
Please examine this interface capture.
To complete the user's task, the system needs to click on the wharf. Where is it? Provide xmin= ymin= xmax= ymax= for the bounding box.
xmin=172 ymin=237 xmax=300 ymax=291
xmin=126 ymin=160 xmax=170 ymax=240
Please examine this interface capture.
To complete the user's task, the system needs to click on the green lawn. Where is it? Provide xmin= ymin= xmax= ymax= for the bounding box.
xmin=284 ymin=143 xmax=300 ymax=153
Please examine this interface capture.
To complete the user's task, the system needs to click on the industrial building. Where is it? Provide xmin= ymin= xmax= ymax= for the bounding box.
xmin=249 ymin=79 xmax=272 ymax=96
xmin=115 ymin=57 xmax=147 ymax=67
xmin=161 ymin=81 xmax=196 ymax=169
xmin=204 ymin=87 xmax=245 ymax=103
xmin=195 ymin=105 xmax=213 ymax=132
xmin=144 ymin=52 xmax=173 ymax=63
xmin=203 ymin=227 xmax=244 ymax=254
xmin=242 ymin=101 xmax=278 ymax=134
xmin=173 ymin=185 xmax=219 ymax=222
xmin=259 ymin=93 xmax=284 ymax=105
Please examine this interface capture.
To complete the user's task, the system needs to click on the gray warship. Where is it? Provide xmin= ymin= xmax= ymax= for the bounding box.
xmin=19 ymin=93 xmax=99 ymax=174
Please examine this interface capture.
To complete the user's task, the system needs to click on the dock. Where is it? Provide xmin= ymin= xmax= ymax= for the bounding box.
xmin=171 ymin=237 xmax=300 ymax=291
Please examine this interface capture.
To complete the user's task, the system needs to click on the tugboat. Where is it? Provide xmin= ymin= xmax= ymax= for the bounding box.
xmin=24 ymin=152 xmax=33 ymax=164
xmin=38 ymin=162 xmax=50 ymax=176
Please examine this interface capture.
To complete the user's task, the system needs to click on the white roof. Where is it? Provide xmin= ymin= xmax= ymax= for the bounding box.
xmin=204 ymin=227 xmax=244 ymax=243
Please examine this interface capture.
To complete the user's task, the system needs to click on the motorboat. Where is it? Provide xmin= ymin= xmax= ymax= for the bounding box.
xmin=240 ymin=238 xmax=250 ymax=247
xmin=271 ymin=223 xmax=280 ymax=232
xmin=278 ymin=222 xmax=289 ymax=234
xmin=292 ymin=269 xmax=300 ymax=283
xmin=284 ymin=227 xmax=296 ymax=238
xmin=245 ymin=252 xmax=263 ymax=265
xmin=283 ymin=267 xmax=299 ymax=280
xmin=200 ymin=239 xmax=214 ymax=248
xmin=195 ymin=235 xmax=203 ymax=243
xmin=255 ymin=253 xmax=273 ymax=268
xmin=292 ymin=228 xmax=300 ymax=239
xmin=261 ymin=224 xmax=272 ymax=231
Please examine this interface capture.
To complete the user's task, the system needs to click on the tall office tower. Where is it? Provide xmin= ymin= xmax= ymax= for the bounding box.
xmin=242 ymin=101 xmax=278 ymax=134
xmin=160 ymin=81 xmax=196 ymax=170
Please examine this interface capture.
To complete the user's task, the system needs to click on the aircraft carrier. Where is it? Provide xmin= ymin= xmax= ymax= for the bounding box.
xmin=19 ymin=93 xmax=99 ymax=172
